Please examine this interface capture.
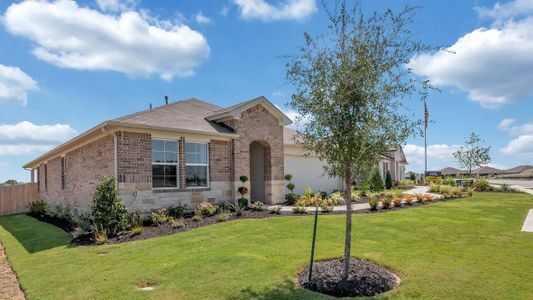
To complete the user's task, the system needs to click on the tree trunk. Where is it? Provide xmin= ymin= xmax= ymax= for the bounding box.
xmin=342 ymin=166 xmax=353 ymax=281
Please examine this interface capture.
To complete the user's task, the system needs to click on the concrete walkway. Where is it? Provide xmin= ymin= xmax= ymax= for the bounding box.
xmin=265 ymin=186 xmax=437 ymax=213
xmin=521 ymin=209 xmax=533 ymax=232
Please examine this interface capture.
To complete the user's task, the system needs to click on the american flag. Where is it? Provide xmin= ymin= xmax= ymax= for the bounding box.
xmin=424 ymin=100 xmax=429 ymax=128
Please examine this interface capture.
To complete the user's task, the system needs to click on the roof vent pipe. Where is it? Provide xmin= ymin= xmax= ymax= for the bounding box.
xmin=149 ymin=103 xmax=152 ymax=109
xmin=165 ymin=96 xmax=168 ymax=105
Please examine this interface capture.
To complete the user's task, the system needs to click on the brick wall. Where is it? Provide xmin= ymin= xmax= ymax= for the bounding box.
xmin=38 ymin=135 xmax=115 ymax=209
xmin=116 ymin=131 xmax=151 ymax=184
xmin=209 ymin=140 xmax=233 ymax=182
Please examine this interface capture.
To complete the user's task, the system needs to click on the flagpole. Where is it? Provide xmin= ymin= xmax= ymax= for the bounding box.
xmin=424 ymin=99 xmax=428 ymax=184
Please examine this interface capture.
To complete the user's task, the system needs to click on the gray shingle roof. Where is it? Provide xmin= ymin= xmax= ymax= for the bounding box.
xmin=503 ymin=165 xmax=533 ymax=174
xmin=111 ymin=98 xmax=236 ymax=136
xmin=439 ymin=167 xmax=466 ymax=175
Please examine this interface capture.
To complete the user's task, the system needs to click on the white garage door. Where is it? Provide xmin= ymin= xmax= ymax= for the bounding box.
xmin=284 ymin=155 xmax=343 ymax=195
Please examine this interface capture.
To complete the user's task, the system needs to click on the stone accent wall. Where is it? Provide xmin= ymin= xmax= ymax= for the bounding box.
xmin=37 ymin=135 xmax=115 ymax=209
xmin=116 ymin=131 xmax=151 ymax=184
xmin=226 ymin=104 xmax=285 ymax=204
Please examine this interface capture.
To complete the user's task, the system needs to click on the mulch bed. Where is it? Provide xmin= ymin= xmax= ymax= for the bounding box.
xmin=297 ymin=258 xmax=399 ymax=298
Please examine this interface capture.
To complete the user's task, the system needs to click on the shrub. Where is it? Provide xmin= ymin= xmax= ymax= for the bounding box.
xmin=501 ymin=184 xmax=510 ymax=192
xmin=217 ymin=212 xmax=230 ymax=222
xmin=250 ymin=201 xmax=264 ymax=211
xmin=131 ymin=225 xmax=143 ymax=236
xmin=269 ymin=206 xmax=282 ymax=214
xmin=392 ymin=195 xmax=402 ymax=207
xmin=450 ymin=187 xmax=462 ymax=198
xmin=303 ymin=186 xmax=314 ymax=198
xmin=467 ymin=189 xmax=474 ymax=197
xmin=439 ymin=185 xmax=451 ymax=195
xmin=416 ymin=193 xmax=424 ymax=202
xmin=238 ymin=175 xmax=249 ymax=206
xmin=385 ymin=171 xmax=393 ymax=190
xmin=424 ymin=194 xmax=434 ymax=202
xmin=168 ymin=204 xmax=186 ymax=219
xmin=380 ymin=196 xmax=392 ymax=209
xmin=398 ymin=180 xmax=415 ymax=189
xmin=330 ymin=192 xmax=345 ymax=205
xmin=320 ymin=202 xmax=334 ymax=213
xmin=369 ymin=168 xmax=384 ymax=192
xmin=231 ymin=200 xmax=247 ymax=217
xmin=316 ymin=191 xmax=328 ymax=200
xmin=292 ymin=206 xmax=307 ymax=214
xmin=285 ymin=193 xmax=298 ymax=205
xmin=428 ymin=184 xmax=440 ymax=193
xmin=169 ymin=217 xmax=185 ymax=228
xmin=94 ymin=227 xmax=108 ymax=245
xmin=425 ymin=176 xmax=442 ymax=185
xmin=368 ymin=197 xmax=379 ymax=211
xmin=410 ymin=173 xmax=416 ymax=181
xmin=404 ymin=194 xmax=414 ymax=205
xmin=473 ymin=178 xmax=490 ymax=191
xmin=91 ymin=176 xmax=129 ymax=236
xmin=444 ymin=177 xmax=456 ymax=186
xmin=192 ymin=210 xmax=203 ymax=222
xmin=150 ymin=209 xmax=169 ymax=226
xmin=351 ymin=188 xmax=360 ymax=200
xmin=196 ymin=202 xmax=217 ymax=217
xmin=27 ymin=200 xmax=48 ymax=217
xmin=72 ymin=211 xmax=93 ymax=238
xmin=129 ymin=212 xmax=143 ymax=228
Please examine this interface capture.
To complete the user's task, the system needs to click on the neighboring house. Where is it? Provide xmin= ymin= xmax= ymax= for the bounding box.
xmin=439 ymin=167 xmax=466 ymax=178
xmin=24 ymin=96 xmax=408 ymax=211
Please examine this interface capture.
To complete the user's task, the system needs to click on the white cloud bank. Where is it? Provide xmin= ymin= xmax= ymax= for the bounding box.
xmin=233 ymin=0 xmax=316 ymax=21
xmin=2 ymin=0 xmax=210 ymax=80
xmin=0 ymin=121 xmax=76 ymax=156
xmin=0 ymin=64 xmax=38 ymax=105
xmin=403 ymin=144 xmax=462 ymax=172
xmin=498 ymin=118 xmax=533 ymax=157
xmin=195 ymin=11 xmax=212 ymax=25
xmin=408 ymin=0 xmax=533 ymax=108
xmin=96 ymin=0 xmax=138 ymax=13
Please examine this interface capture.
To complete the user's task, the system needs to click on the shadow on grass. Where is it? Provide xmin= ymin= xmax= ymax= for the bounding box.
xmin=0 ymin=214 xmax=71 ymax=253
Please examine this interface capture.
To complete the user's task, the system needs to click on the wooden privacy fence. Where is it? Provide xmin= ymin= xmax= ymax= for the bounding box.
xmin=0 ymin=183 xmax=38 ymax=216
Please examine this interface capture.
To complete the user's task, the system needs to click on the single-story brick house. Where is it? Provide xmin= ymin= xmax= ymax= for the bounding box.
xmin=23 ymin=96 xmax=407 ymax=211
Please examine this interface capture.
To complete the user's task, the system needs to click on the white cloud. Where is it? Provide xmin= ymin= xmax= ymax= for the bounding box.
xmin=96 ymin=0 xmax=137 ymax=13
xmin=194 ymin=11 xmax=212 ymax=25
xmin=0 ymin=64 xmax=38 ymax=105
xmin=0 ymin=121 xmax=76 ymax=156
xmin=2 ymin=0 xmax=210 ymax=80
xmin=501 ymin=134 xmax=533 ymax=157
xmin=475 ymin=0 xmax=533 ymax=23
xmin=403 ymin=144 xmax=462 ymax=172
xmin=233 ymin=0 xmax=316 ymax=21
xmin=220 ymin=5 xmax=230 ymax=17
xmin=0 ymin=144 xmax=54 ymax=156
xmin=498 ymin=118 xmax=515 ymax=130
xmin=408 ymin=11 xmax=533 ymax=108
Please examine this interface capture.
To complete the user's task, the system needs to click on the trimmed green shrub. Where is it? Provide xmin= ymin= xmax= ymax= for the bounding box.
xmin=443 ymin=177 xmax=456 ymax=186
xmin=368 ymin=197 xmax=379 ymax=211
xmin=369 ymin=168 xmax=385 ymax=192
xmin=251 ymin=201 xmax=264 ymax=211
xmin=385 ymin=171 xmax=393 ymax=190
xmin=269 ymin=206 xmax=282 ymax=214
xmin=169 ymin=217 xmax=185 ymax=228
xmin=27 ymin=200 xmax=48 ymax=217
xmin=196 ymin=202 xmax=217 ymax=217
xmin=473 ymin=178 xmax=490 ymax=191
xmin=90 ymin=176 xmax=130 ymax=236
xmin=150 ymin=208 xmax=169 ymax=226
xmin=168 ymin=204 xmax=186 ymax=219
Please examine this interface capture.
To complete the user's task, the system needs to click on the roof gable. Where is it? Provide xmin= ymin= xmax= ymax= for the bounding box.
xmin=206 ymin=96 xmax=292 ymax=126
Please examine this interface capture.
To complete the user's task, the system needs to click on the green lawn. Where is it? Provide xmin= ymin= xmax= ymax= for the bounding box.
xmin=0 ymin=192 xmax=532 ymax=299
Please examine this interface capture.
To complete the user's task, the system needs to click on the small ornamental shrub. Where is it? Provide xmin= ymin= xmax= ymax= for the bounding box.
xmin=410 ymin=173 xmax=416 ymax=181
xmin=94 ymin=227 xmax=108 ymax=245
xmin=330 ymin=192 xmax=345 ymax=205
xmin=285 ymin=193 xmax=298 ymax=205
xmin=238 ymin=175 xmax=249 ymax=206
xmin=91 ymin=176 xmax=129 ymax=236
xmin=28 ymin=200 xmax=48 ymax=217
xmin=392 ymin=195 xmax=402 ymax=207
xmin=216 ymin=212 xmax=230 ymax=223
xmin=416 ymin=193 xmax=424 ymax=202
xmin=467 ymin=189 xmax=474 ymax=197
xmin=303 ymin=186 xmax=314 ymax=198
xmin=269 ymin=206 xmax=282 ymax=215
xmin=428 ymin=184 xmax=440 ymax=193
xmin=424 ymin=194 xmax=434 ymax=202
xmin=131 ymin=225 xmax=143 ymax=236
xmin=250 ymin=201 xmax=264 ymax=211
xmin=197 ymin=202 xmax=217 ymax=217
xmin=425 ymin=176 xmax=442 ymax=185
xmin=404 ymin=194 xmax=414 ymax=205
xmin=501 ymin=183 xmax=510 ymax=192
xmin=368 ymin=197 xmax=379 ymax=211
xmin=473 ymin=178 xmax=490 ymax=191
xmin=150 ymin=208 xmax=169 ymax=226
xmin=231 ymin=200 xmax=246 ymax=217
xmin=439 ymin=185 xmax=450 ymax=195
xmin=369 ymin=168 xmax=385 ymax=192
xmin=351 ymin=188 xmax=360 ymax=200
xmin=168 ymin=204 xmax=186 ymax=219
xmin=320 ymin=202 xmax=334 ymax=213
xmin=72 ymin=212 xmax=93 ymax=238
xmin=192 ymin=210 xmax=203 ymax=222
xmin=398 ymin=180 xmax=415 ymax=189
xmin=316 ymin=191 xmax=328 ymax=200
xmin=380 ymin=196 xmax=392 ymax=209
xmin=129 ymin=212 xmax=143 ymax=228
xmin=169 ymin=218 xmax=185 ymax=228
xmin=444 ymin=177 xmax=456 ymax=186
xmin=385 ymin=171 xmax=393 ymax=190
xmin=284 ymin=174 xmax=297 ymax=204
xmin=450 ymin=187 xmax=462 ymax=198
xmin=292 ymin=206 xmax=307 ymax=214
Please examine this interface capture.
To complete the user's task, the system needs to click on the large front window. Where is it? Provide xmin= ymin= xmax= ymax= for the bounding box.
xmin=185 ymin=142 xmax=208 ymax=187
xmin=152 ymin=139 xmax=178 ymax=188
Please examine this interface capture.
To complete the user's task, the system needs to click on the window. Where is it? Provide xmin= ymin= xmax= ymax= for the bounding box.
xmin=152 ymin=139 xmax=178 ymax=188
xmin=44 ymin=163 xmax=48 ymax=191
xmin=37 ymin=168 xmax=40 ymax=191
xmin=61 ymin=157 xmax=66 ymax=190
xmin=382 ymin=162 xmax=388 ymax=179
xmin=185 ymin=142 xmax=208 ymax=187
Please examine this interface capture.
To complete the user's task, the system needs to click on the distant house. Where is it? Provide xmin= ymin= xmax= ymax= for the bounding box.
xmin=472 ymin=167 xmax=503 ymax=177
xmin=439 ymin=167 xmax=466 ymax=177
xmin=24 ymin=96 xmax=408 ymax=211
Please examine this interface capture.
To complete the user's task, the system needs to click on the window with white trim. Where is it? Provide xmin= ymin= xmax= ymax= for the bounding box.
xmin=185 ymin=142 xmax=208 ymax=187
xmin=152 ymin=139 xmax=178 ymax=188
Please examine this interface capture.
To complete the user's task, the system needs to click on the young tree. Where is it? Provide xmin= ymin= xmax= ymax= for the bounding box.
xmin=453 ymin=132 xmax=491 ymax=176
xmin=285 ymin=1 xmax=433 ymax=280
xmin=369 ymin=168 xmax=384 ymax=192
xmin=385 ymin=171 xmax=393 ymax=190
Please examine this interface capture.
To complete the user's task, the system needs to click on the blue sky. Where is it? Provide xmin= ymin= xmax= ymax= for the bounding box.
xmin=0 ymin=0 xmax=532 ymax=182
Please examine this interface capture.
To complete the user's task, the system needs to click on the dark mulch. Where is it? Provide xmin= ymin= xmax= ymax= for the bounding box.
xmin=297 ymin=258 xmax=399 ymax=298
xmin=71 ymin=210 xmax=288 ymax=246
xmin=28 ymin=213 xmax=74 ymax=232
